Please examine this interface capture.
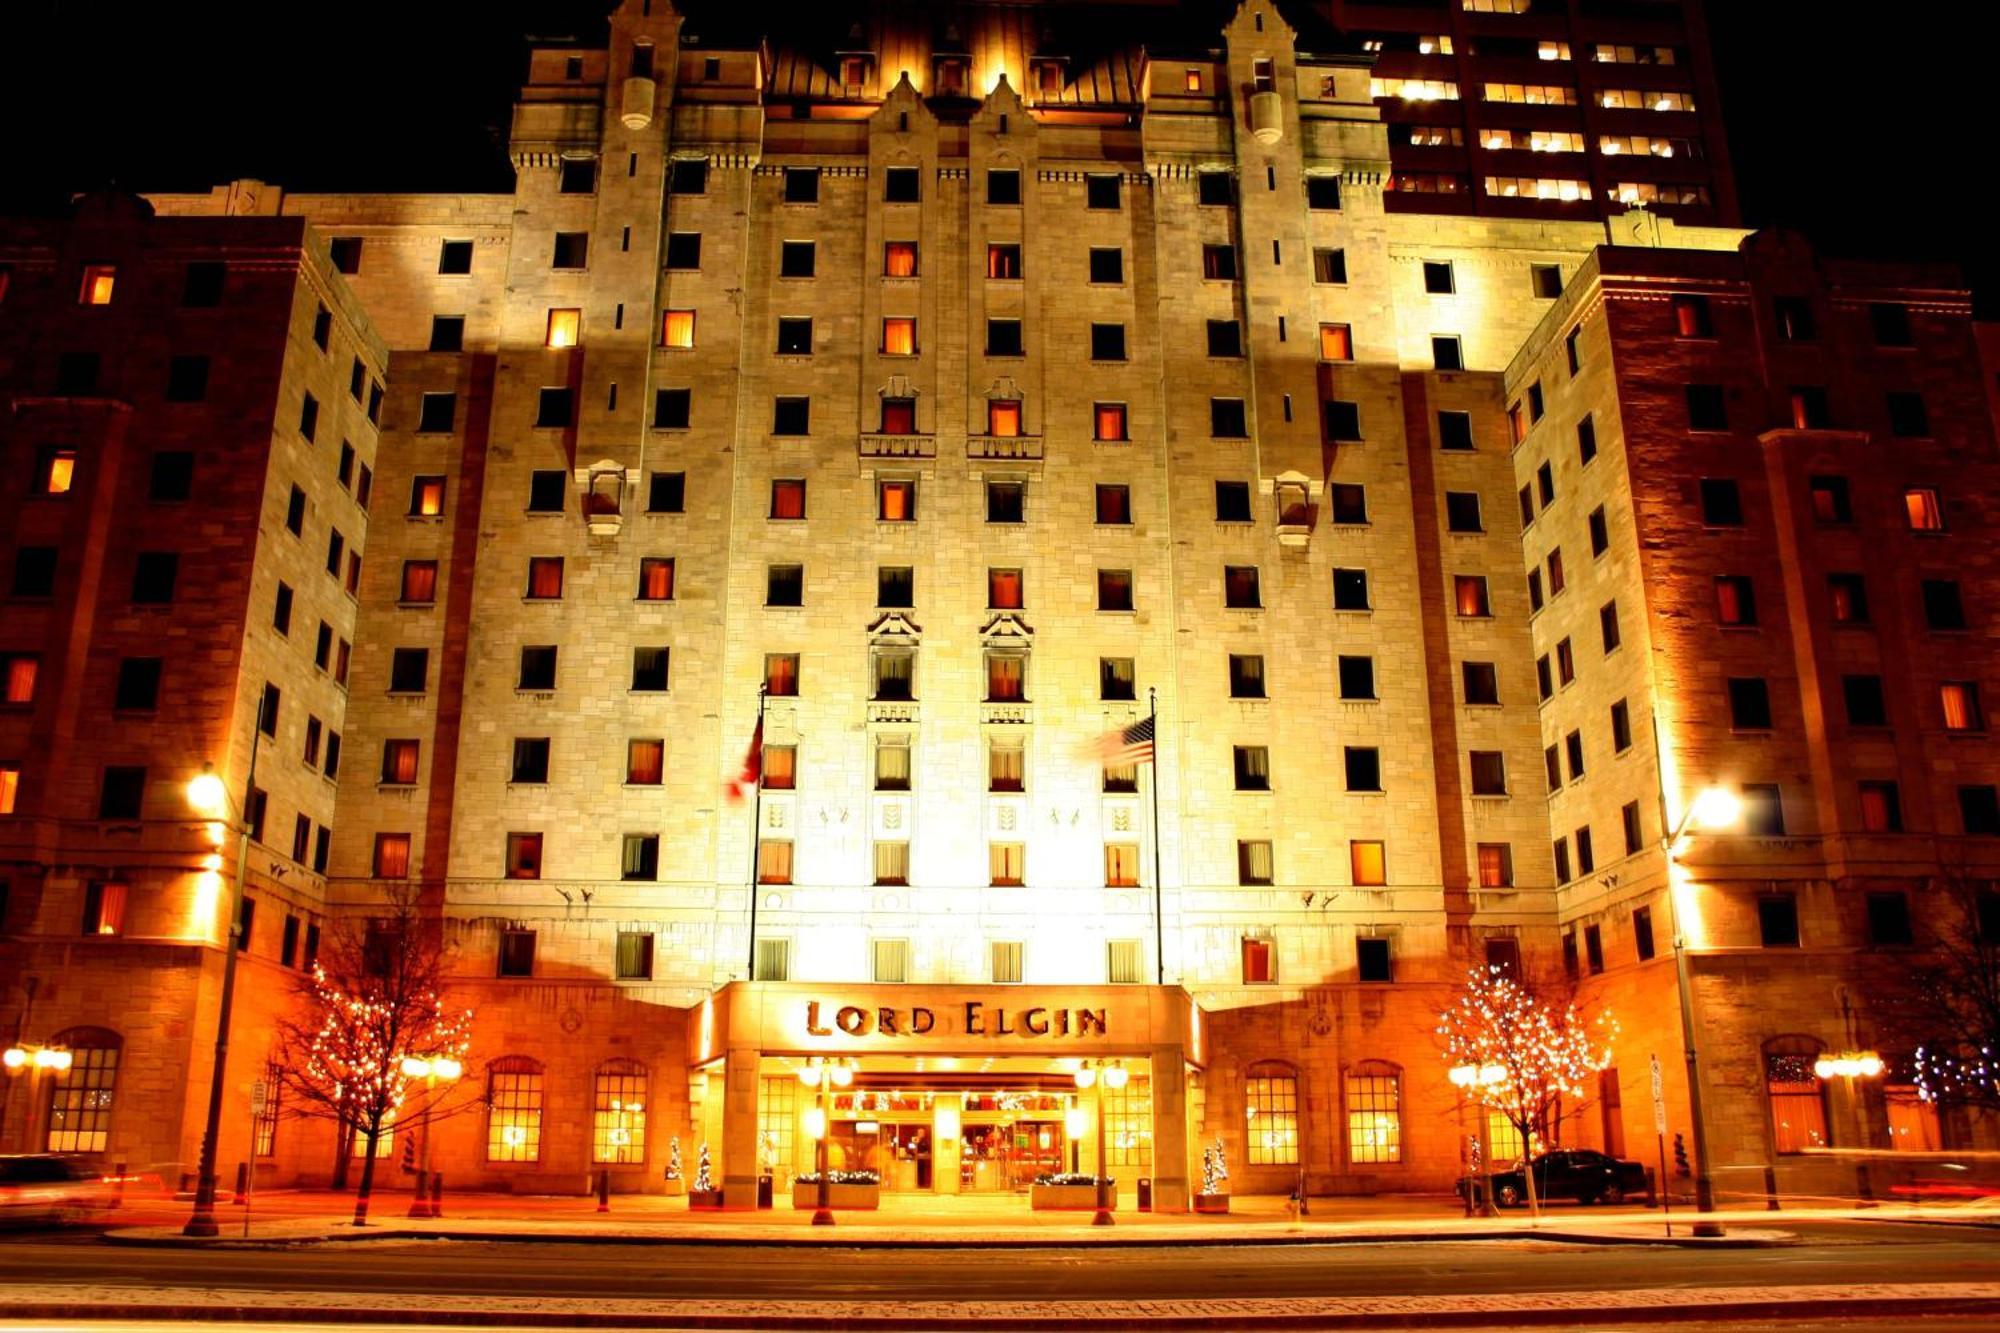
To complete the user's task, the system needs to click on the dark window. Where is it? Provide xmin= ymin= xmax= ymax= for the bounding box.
xmin=511 ymin=738 xmax=550 ymax=784
xmin=1867 ymin=892 xmax=1913 ymax=946
xmin=1439 ymin=411 xmax=1474 ymax=451
xmin=518 ymin=645 xmax=558 ymax=691
xmin=1099 ymin=657 xmax=1136 ymax=701
xmin=783 ymin=167 xmax=820 ymax=203
xmin=986 ymin=169 xmax=1021 ymax=205
xmin=1810 ymin=475 xmax=1852 ymax=523
xmin=1533 ymin=264 xmax=1563 ymax=299
xmin=1432 ymin=336 xmax=1463 ymax=371
xmin=669 ymin=159 xmax=708 ymax=194
xmin=297 ymin=392 xmax=319 ymax=442
xmin=1485 ymin=938 xmax=1522 ymax=977
xmin=1333 ymin=567 xmax=1369 ymax=610
xmin=164 ymin=355 xmax=209 ymax=402
xmin=665 ymin=232 xmax=702 ymax=269
xmin=1233 ymin=746 xmax=1271 ymax=792
xmin=1545 ymin=745 xmax=1563 ymax=791
xmin=1097 ymin=569 xmax=1134 ymax=611
xmin=776 ymin=318 xmax=813 ymax=356
xmin=99 ymin=766 xmax=145 ymax=820
xmin=1339 ymin=655 xmax=1375 ymax=699
xmin=767 ymin=565 xmax=804 ymax=607
xmin=114 ymin=657 xmax=162 ymax=711
xmin=552 ymin=232 xmax=589 ymax=268
xmin=1423 ymin=261 xmax=1454 ymax=294
xmin=1223 ymin=564 xmax=1260 ymax=608
xmin=1228 ymin=654 xmax=1265 ymax=699
xmin=417 ymin=393 xmax=455 ymax=433
xmin=285 ymin=485 xmax=307 ymax=535
xmin=1210 ymin=399 xmax=1248 ymax=438
xmin=772 ymin=396 xmax=810 ymax=434
xmin=182 ymin=261 xmax=225 ymax=306
xmin=389 ymin=648 xmax=428 ymax=694
xmin=1686 ymin=384 xmax=1728 ymax=431
xmin=653 ymin=387 xmax=691 ymax=429
xmin=1202 ymin=244 xmax=1238 ymax=280
xmin=273 ymin=582 xmax=293 ymax=635
xmin=311 ymin=304 xmax=332 ymax=350
xmin=986 ymin=481 xmax=1024 ymax=523
xmin=1870 ymin=302 xmax=1914 ymax=347
xmin=1537 ymin=462 xmax=1556 ymax=506
xmin=1197 ymin=171 xmax=1232 ymax=206
xmin=1215 ymin=481 xmax=1252 ymax=522
xmin=1445 ymin=492 xmax=1482 ymax=533
xmin=1924 ymin=579 xmax=1967 ymax=630
xmin=1728 ymin=677 xmax=1772 ymax=730
xmin=779 ymin=241 xmax=815 ymax=278
xmin=883 ymin=166 xmax=920 ymax=202
xmin=1623 ymin=802 xmax=1646 ymax=858
xmin=1844 ymin=675 xmax=1888 ymax=727
xmin=1088 ymin=248 xmax=1123 ymax=283
xmin=1469 ymin=751 xmax=1507 ymax=796
xmin=1085 ymin=174 xmax=1121 ymax=209
xmin=1090 ymin=323 xmax=1127 ymax=360
xmin=55 ymin=352 xmax=99 ymax=396
xmin=527 ymin=470 xmax=566 ymax=513
xmin=1306 ymin=176 xmax=1342 ymax=210
xmin=1314 ymin=248 xmax=1347 ymax=283
xmin=986 ymin=319 xmax=1023 ymax=356
xmin=559 ymin=159 xmax=596 ymax=193
xmin=329 ymin=237 xmax=362 ymax=274
xmin=1325 ymin=400 xmax=1362 ymax=442
xmin=1887 ymin=392 xmax=1929 ymax=438
xmin=1206 ymin=320 xmax=1243 ymax=357
xmin=429 ymin=316 xmax=465 ymax=352
xmin=632 ymin=647 xmax=670 ymax=692
xmin=536 ymin=388 xmax=573 ymax=428
xmin=1345 ymin=747 xmax=1382 ymax=792
xmin=1699 ymin=478 xmax=1743 ymax=526
xmin=1463 ymin=662 xmax=1498 ymax=704
xmin=1584 ymin=924 xmax=1605 ymax=974
xmin=1716 ymin=575 xmax=1757 ymax=625
xmin=438 ymin=240 xmax=473 ymax=274
xmin=1537 ymin=655 xmax=1553 ymax=701
xmin=1773 ymin=295 xmax=1815 ymax=341
xmin=647 ymin=471 xmax=685 ymax=513
xmin=1743 ymin=784 xmax=1786 ymax=836
xmin=1600 ymin=600 xmax=1622 ymax=652
xmin=131 ymin=552 xmax=178 ymax=604
xmin=1790 ymin=385 xmax=1831 ymax=429
xmin=1330 ymin=483 xmax=1367 ymax=525
xmin=1611 ymin=699 xmax=1632 ymax=752
xmin=498 ymin=930 xmax=537 ymax=976
xmin=1758 ymin=895 xmax=1800 ymax=947
xmin=1555 ymin=841 xmax=1573 ymax=886
xmin=1096 ymin=485 xmax=1133 ymax=526
xmin=1356 ymin=937 xmax=1393 ymax=983
xmin=1958 ymin=785 xmax=2000 ymax=835
xmin=1577 ymin=414 xmax=1597 ymax=465
xmin=1672 ymin=294 xmax=1712 ymax=337
xmin=1565 ymin=729 xmax=1585 ymax=780
xmin=149 ymin=451 xmax=194 ymax=503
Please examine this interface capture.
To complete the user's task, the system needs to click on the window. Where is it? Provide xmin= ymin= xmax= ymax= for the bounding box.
xmin=884 ymin=241 xmax=917 ymax=277
xmin=1531 ymin=263 xmax=1563 ymax=299
xmin=510 ymin=738 xmax=550 ymax=785
xmin=558 ymin=158 xmax=596 ymax=193
xmin=1699 ymin=478 xmax=1742 ymax=526
xmin=81 ymin=881 xmax=127 ymax=936
xmin=1584 ymin=924 xmax=1605 ymax=974
xmin=43 ymin=1035 xmax=119 ymax=1154
xmin=1325 ymin=401 xmax=1363 ymax=442
xmin=881 ymin=316 xmax=917 ymax=357
xmin=1685 ymin=384 xmax=1727 ymax=432
xmin=1432 ymin=336 xmax=1464 ymax=371
xmin=873 ymin=735 xmax=911 ymax=790
xmin=872 ymin=646 xmax=914 ymax=702
xmin=1564 ymin=728 xmax=1585 ymax=781
xmin=781 ymin=167 xmax=820 ymax=204
xmin=1925 ymin=579 xmax=1967 ymax=630
xmin=1477 ymin=844 xmax=1513 ymax=889
xmin=1871 ymin=303 xmax=1915 ymax=348
xmin=181 ymin=260 xmax=226 ymax=306
xmin=486 ymin=1058 xmax=544 ymax=1161
xmin=526 ymin=557 xmax=564 ymax=600
xmin=165 ymin=355 xmax=209 ymax=402
xmin=1943 ymin=681 xmax=1984 ymax=732
xmin=1330 ymin=483 xmax=1367 ymax=524
xmin=1203 ymin=244 xmax=1238 ymax=281
xmin=877 ymin=479 xmax=917 ymax=523
xmin=1097 ymin=569 xmax=1134 ymax=612
xmin=985 ymin=246 xmax=1021 ymax=281
xmin=0 ymin=653 xmax=36 ymax=706
xmin=874 ymin=841 xmax=909 ymax=887
xmin=1611 ymin=699 xmax=1632 ymax=752
xmin=986 ymin=652 xmax=1025 ymax=702
xmin=1210 ymin=398 xmax=1248 ymax=438
xmin=987 ymin=567 xmax=1023 ymax=610
xmin=986 ymin=169 xmax=1021 ymax=205
xmin=1575 ymin=827 xmax=1596 ymax=875
xmin=1104 ymin=843 xmax=1141 ymax=888
xmin=1223 ymin=565 xmax=1260 ymax=609
xmin=507 ymin=833 xmax=544 ymax=879
xmin=770 ymin=479 xmax=806 ymax=520
xmin=1340 ymin=656 xmax=1376 ymax=700
xmin=536 ymin=386 xmax=575 ymax=426
xmin=873 ymin=938 xmax=910 ymax=984
xmin=1245 ymin=1068 xmax=1298 ymax=1164
xmin=1423 ymin=261 xmax=1454 ymax=295
xmin=150 ymin=451 xmax=194 ymax=502
xmin=131 ymin=552 xmax=178 ymax=604
xmin=1469 ymin=751 xmax=1507 ymax=796
xmin=1445 ymin=492 xmax=1482 ymax=533
xmin=1197 ymin=171 xmax=1233 ymax=206
xmin=517 ymin=470 xmax=564 ymax=514
xmin=112 ymin=657 xmax=160 ymax=712
xmin=985 ymin=319 xmax=1023 ymax=357
xmin=1859 ymin=781 xmax=1904 ymax=834
xmin=592 ymin=1060 xmax=648 ymax=1163
xmin=55 ymin=352 xmax=99 ymax=396
xmin=1228 ymin=654 xmax=1265 ymax=700
xmin=311 ymin=302 xmax=333 ymax=348
xmin=764 ymin=654 xmax=799 ymax=696
xmin=379 ymin=738 xmax=420 ymax=786
xmin=989 ymin=842 xmax=1024 ymax=887
xmin=1345 ymin=747 xmax=1382 ymax=792
xmin=1314 ymin=248 xmax=1348 ymax=283
xmin=869 ymin=565 xmax=914 ymax=611
xmin=1351 ymin=840 xmax=1387 ymax=886
xmin=1589 ymin=507 xmax=1609 ymax=556
xmin=1960 ymin=786 xmax=2000 ymax=835
xmin=881 ymin=165 xmax=921 ymax=203
xmin=1743 ymin=784 xmax=1786 ymax=836
xmin=659 ymin=311 xmax=695 ymax=350
xmin=1234 ymin=745 xmax=1271 ymax=792
xmin=1554 ymin=838 xmax=1572 ymax=884
xmin=1537 ymin=656 xmax=1553 ymax=701
xmin=408 ymin=475 xmax=446 ymax=518
xmin=763 ymin=745 xmax=796 ymax=791
xmin=988 ymin=940 xmax=1024 ymax=985
xmin=1537 ymin=461 xmax=1555 ymax=506
xmin=76 ymin=263 xmax=117 ymax=305
xmin=625 ymin=738 xmax=665 ymax=787
xmin=375 ymin=833 xmax=414 ymax=879
xmin=1088 ymin=249 xmax=1123 ymax=284
xmin=756 ymin=839 xmax=793 ymax=885
xmin=1715 ymin=576 xmax=1756 ymax=625
xmin=1092 ymin=656 xmax=1137 ymax=702
xmin=1461 ymin=661 xmax=1498 ymax=705
xmin=775 ymin=320 xmax=813 ymax=357
xmin=1520 ymin=486 xmax=1535 ymax=527
xmin=545 ymin=308 xmax=581 ymax=349
xmin=766 ymin=564 xmax=804 ymax=607
xmin=1334 ymin=567 xmax=1370 ymax=610
xmin=429 ymin=316 xmax=465 ymax=352
xmin=1905 ymin=488 xmax=1945 ymax=532
xmin=1215 ymin=481 xmax=1252 ymax=522
xmin=1887 ymin=392 xmax=1929 ymax=439
xmin=1238 ymin=841 xmax=1274 ymax=886
xmin=388 ymin=647 xmax=428 ymax=695
xmin=1208 ymin=321 xmax=1244 ymax=358
xmin=621 ymin=835 xmax=659 ymax=882
xmin=400 ymin=561 xmax=438 ymax=605
xmin=1789 ymin=386 xmax=1831 ymax=430
xmin=1765 ymin=1037 xmax=1827 ymax=1153
xmin=1439 ymin=411 xmax=1473 ymax=450
xmin=1090 ymin=323 xmax=1127 ymax=360
xmin=1454 ymin=576 xmax=1490 ymax=617
xmin=1809 ymin=475 xmax=1852 ymax=524
xmin=779 ymin=241 xmax=815 ymax=278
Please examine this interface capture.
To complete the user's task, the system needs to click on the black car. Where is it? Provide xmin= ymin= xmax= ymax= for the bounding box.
xmin=0 ymin=1155 xmax=113 ymax=1225
xmin=1461 ymin=1148 xmax=1650 ymax=1207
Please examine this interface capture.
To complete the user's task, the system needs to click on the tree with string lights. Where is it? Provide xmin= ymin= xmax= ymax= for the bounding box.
xmin=1890 ymin=873 xmax=2000 ymax=1116
xmin=269 ymin=885 xmax=476 ymax=1226
xmin=1437 ymin=966 xmax=1618 ymax=1217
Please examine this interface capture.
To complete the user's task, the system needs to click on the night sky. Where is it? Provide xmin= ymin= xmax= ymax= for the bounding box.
xmin=0 ymin=3 xmax=1988 ymax=313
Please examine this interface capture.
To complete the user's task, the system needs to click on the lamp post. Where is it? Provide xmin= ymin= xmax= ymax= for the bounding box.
xmin=182 ymin=709 xmax=265 ymax=1239
xmin=1073 ymin=1059 xmax=1125 ymax=1226
xmin=1448 ymin=1062 xmax=1504 ymax=1218
xmin=1656 ymin=769 xmax=1741 ymax=1239
xmin=400 ymin=1055 xmax=463 ymax=1218
xmin=3 ymin=1044 xmax=73 ymax=1154
xmin=798 ymin=1056 xmax=853 ymax=1227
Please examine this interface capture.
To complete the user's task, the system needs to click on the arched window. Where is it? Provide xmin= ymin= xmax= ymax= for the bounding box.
xmin=1345 ymin=1060 xmax=1402 ymax=1165
xmin=1764 ymin=1035 xmax=1829 ymax=1154
xmin=592 ymin=1059 xmax=648 ymax=1165
xmin=486 ymin=1056 xmax=544 ymax=1163
xmin=1244 ymin=1060 xmax=1299 ymax=1166
xmin=45 ymin=1026 xmax=120 ymax=1154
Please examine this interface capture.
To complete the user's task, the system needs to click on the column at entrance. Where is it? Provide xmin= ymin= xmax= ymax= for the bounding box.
xmin=721 ymin=1048 xmax=762 ymax=1210
xmin=1149 ymin=1045 xmax=1191 ymax=1212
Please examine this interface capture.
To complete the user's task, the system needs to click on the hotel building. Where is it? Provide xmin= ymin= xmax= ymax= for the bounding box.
xmin=1 ymin=0 xmax=1993 ymax=1212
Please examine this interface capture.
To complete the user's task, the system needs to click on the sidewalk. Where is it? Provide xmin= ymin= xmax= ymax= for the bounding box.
xmin=92 ymin=1186 xmax=1936 ymax=1248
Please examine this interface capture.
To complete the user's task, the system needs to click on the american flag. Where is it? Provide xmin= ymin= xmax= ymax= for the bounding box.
xmin=1089 ymin=715 xmax=1155 ymax=767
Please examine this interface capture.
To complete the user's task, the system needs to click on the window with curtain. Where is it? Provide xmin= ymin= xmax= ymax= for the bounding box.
xmin=880 ymin=397 xmax=916 ymax=433
xmin=884 ymin=241 xmax=917 ymax=277
xmin=988 ymin=568 xmax=1024 ymax=609
xmin=988 ymin=742 xmax=1024 ymax=792
xmin=1346 ymin=1063 xmax=1402 ymax=1165
xmin=526 ymin=557 xmax=564 ymax=599
xmin=873 ymin=841 xmax=909 ymax=886
xmin=1245 ymin=1069 xmax=1299 ymax=1165
xmin=874 ymin=737 xmax=911 ymax=790
xmin=1765 ymin=1037 xmax=1829 ymax=1154
xmin=1352 ymin=840 xmax=1387 ymax=886
xmin=761 ymin=745 xmax=795 ymax=790
xmin=989 ymin=842 xmax=1025 ymax=886
xmin=626 ymin=739 xmax=664 ymax=785
xmin=757 ymin=840 xmax=793 ymax=885
xmin=882 ymin=317 xmax=916 ymax=356
xmin=1105 ymin=843 xmax=1140 ymax=887
xmin=1476 ymin=843 xmax=1513 ymax=887
xmin=1094 ymin=403 xmax=1127 ymax=441
xmin=764 ymin=654 xmax=800 ymax=696
xmin=988 ymin=399 xmax=1022 ymax=437
xmin=1238 ymin=840 xmax=1274 ymax=885
xmin=592 ymin=1061 xmax=648 ymax=1164
xmin=486 ymin=1059 xmax=544 ymax=1162
xmin=986 ymin=653 xmax=1025 ymax=702
xmin=637 ymin=558 xmax=674 ymax=601
xmin=873 ymin=649 xmax=914 ymax=701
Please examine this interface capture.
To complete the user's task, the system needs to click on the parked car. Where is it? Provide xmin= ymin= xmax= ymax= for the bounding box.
xmin=1459 ymin=1149 xmax=1651 ymax=1207
xmin=0 ymin=1155 xmax=114 ymax=1225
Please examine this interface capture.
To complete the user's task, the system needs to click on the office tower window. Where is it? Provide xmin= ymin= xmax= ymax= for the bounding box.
xmin=1462 ymin=662 xmax=1498 ymax=705
xmin=883 ymin=241 xmax=917 ymax=277
xmin=1423 ymin=261 xmax=1455 ymax=294
xmin=1345 ymin=747 xmax=1381 ymax=792
xmin=778 ymin=240 xmax=815 ymax=278
xmin=1715 ymin=576 xmax=1756 ymax=625
xmin=1228 ymin=654 xmax=1265 ymax=699
xmin=1334 ymin=567 xmax=1370 ymax=610
xmin=1237 ymin=841 xmax=1274 ymax=886
xmin=1340 ymin=655 xmax=1376 ymax=700
xmin=1314 ymin=248 xmax=1348 ymax=283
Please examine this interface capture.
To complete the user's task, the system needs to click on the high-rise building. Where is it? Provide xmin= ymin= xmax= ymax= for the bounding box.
xmin=1 ymin=0 xmax=1991 ymax=1211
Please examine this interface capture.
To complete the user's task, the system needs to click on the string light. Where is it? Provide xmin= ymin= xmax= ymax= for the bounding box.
xmin=1437 ymin=966 xmax=1617 ymax=1159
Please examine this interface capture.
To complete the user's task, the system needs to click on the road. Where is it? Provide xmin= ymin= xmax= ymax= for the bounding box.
xmin=0 ymin=1220 xmax=1993 ymax=1302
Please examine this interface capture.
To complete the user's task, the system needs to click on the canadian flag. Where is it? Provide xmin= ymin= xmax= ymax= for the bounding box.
xmin=723 ymin=716 xmax=763 ymax=803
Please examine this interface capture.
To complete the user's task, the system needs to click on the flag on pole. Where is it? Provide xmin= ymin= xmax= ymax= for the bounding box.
xmin=723 ymin=716 xmax=763 ymax=803
xmin=1089 ymin=715 xmax=1155 ymax=767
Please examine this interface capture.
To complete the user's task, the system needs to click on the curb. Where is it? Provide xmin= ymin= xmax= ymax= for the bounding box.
xmin=99 ymin=1222 xmax=1797 ymax=1250
xmin=0 ymin=1294 xmax=1994 ymax=1330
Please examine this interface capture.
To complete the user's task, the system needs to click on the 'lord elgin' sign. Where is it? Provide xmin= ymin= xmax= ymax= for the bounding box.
xmin=805 ymin=1000 xmax=1107 ymax=1040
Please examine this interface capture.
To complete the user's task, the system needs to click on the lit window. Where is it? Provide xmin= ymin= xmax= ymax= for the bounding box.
xmin=1094 ymin=403 xmax=1128 ymax=441
xmin=1351 ymin=840 xmax=1387 ymax=886
xmin=1765 ymin=1039 xmax=1828 ymax=1154
xmin=756 ymin=839 xmax=793 ymax=884
xmin=78 ymin=265 xmax=116 ymax=305
xmin=1105 ymin=843 xmax=1140 ymax=888
xmin=1943 ymin=682 xmax=1984 ymax=732
xmin=985 ymin=652 xmax=1025 ymax=702
xmin=988 ymin=399 xmax=1022 ymax=437
xmin=591 ymin=1061 xmax=647 ymax=1163
xmin=636 ymin=557 xmax=675 ymax=601
xmin=526 ymin=557 xmax=564 ymax=600
xmin=626 ymin=738 xmax=665 ymax=785
xmin=884 ymin=242 xmax=918 ymax=277
xmin=873 ymin=841 xmax=909 ymax=886
xmin=381 ymin=739 xmax=420 ymax=785
xmin=763 ymin=744 xmax=796 ymax=790
xmin=401 ymin=561 xmax=438 ymax=604
xmin=2 ymin=654 xmax=37 ymax=704
xmin=873 ymin=736 xmax=911 ymax=787
xmin=0 ymin=764 xmax=18 ymax=815
xmin=1346 ymin=1064 xmax=1402 ymax=1163
xmin=1454 ymin=575 xmax=1490 ymax=617
xmin=770 ymin=479 xmax=806 ymax=520
xmin=43 ymin=1036 xmax=119 ymax=1153
xmin=988 ymin=567 xmax=1023 ymax=610
xmin=882 ymin=317 xmax=916 ymax=356
xmin=1185 ymin=68 xmax=1203 ymax=92
xmin=1904 ymin=488 xmax=1944 ymax=531
xmin=764 ymin=654 xmax=799 ymax=696
xmin=36 ymin=448 xmax=76 ymax=495
xmin=1238 ymin=841 xmax=1274 ymax=886
xmin=661 ymin=309 xmax=695 ymax=348
xmin=1477 ymin=843 xmax=1513 ymax=887
xmin=486 ymin=1060 xmax=544 ymax=1161
xmin=989 ymin=842 xmax=1025 ymax=886
xmin=81 ymin=882 xmax=127 ymax=935
xmin=1245 ymin=1069 xmax=1298 ymax=1164
xmin=546 ymin=308 xmax=580 ymax=348
xmin=373 ymin=833 xmax=412 ymax=878
xmin=1319 ymin=324 xmax=1353 ymax=361
xmin=506 ymin=832 xmax=543 ymax=879
xmin=409 ymin=476 xmax=446 ymax=517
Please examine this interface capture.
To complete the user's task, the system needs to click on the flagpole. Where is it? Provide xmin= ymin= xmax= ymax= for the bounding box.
xmin=1149 ymin=686 xmax=1164 ymax=986
xmin=745 ymin=685 xmax=768 ymax=979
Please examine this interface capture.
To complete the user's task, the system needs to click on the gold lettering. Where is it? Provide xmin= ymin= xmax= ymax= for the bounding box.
xmin=911 ymin=1007 xmax=935 ymax=1034
xmin=1077 ymin=1008 xmax=1107 ymax=1036
xmin=995 ymin=1008 xmax=1014 ymax=1036
xmin=805 ymin=1001 xmax=831 ymax=1037
xmin=836 ymin=1005 xmax=870 ymax=1035
xmin=964 ymin=1001 xmax=985 ymax=1035
xmin=1023 ymin=1007 xmax=1049 ymax=1035
xmin=1056 ymin=1008 xmax=1070 ymax=1036
xmin=877 ymin=1007 xmax=900 ymax=1035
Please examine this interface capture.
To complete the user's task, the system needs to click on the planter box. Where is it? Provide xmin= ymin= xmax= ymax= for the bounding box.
xmin=790 ymin=1181 xmax=880 ymax=1211
xmin=661 ymin=1177 xmax=685 ymax=1197
xmin=1193 ymin=1192 xmax=1231 ymax=1214
xmin=1031 ymin=1182 xmax=1112 ymax=1211
xmin=686 ymin=1189 xmax=724 ymax=1210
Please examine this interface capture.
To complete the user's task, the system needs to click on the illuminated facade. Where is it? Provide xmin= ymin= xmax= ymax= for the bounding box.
xmin=1 ymin=0 xmax=1993 ymax=1209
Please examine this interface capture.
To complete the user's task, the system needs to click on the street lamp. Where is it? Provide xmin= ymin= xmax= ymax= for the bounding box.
xmin=182 ymin=708 xmax=266 ymax=1238
xmin=400 ymin=1054 xmax=464 ymax=1217
xmin=1658 ymin=775 xmax=1741 ymax=1238
xmin=797 ymin=1056 xmax=854 ymax=1226
xmin=1448 ymin=1062 xmax=1504 ymax=1217
xmin=1073 ymin=1059 xmax=1125 ymax=1226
